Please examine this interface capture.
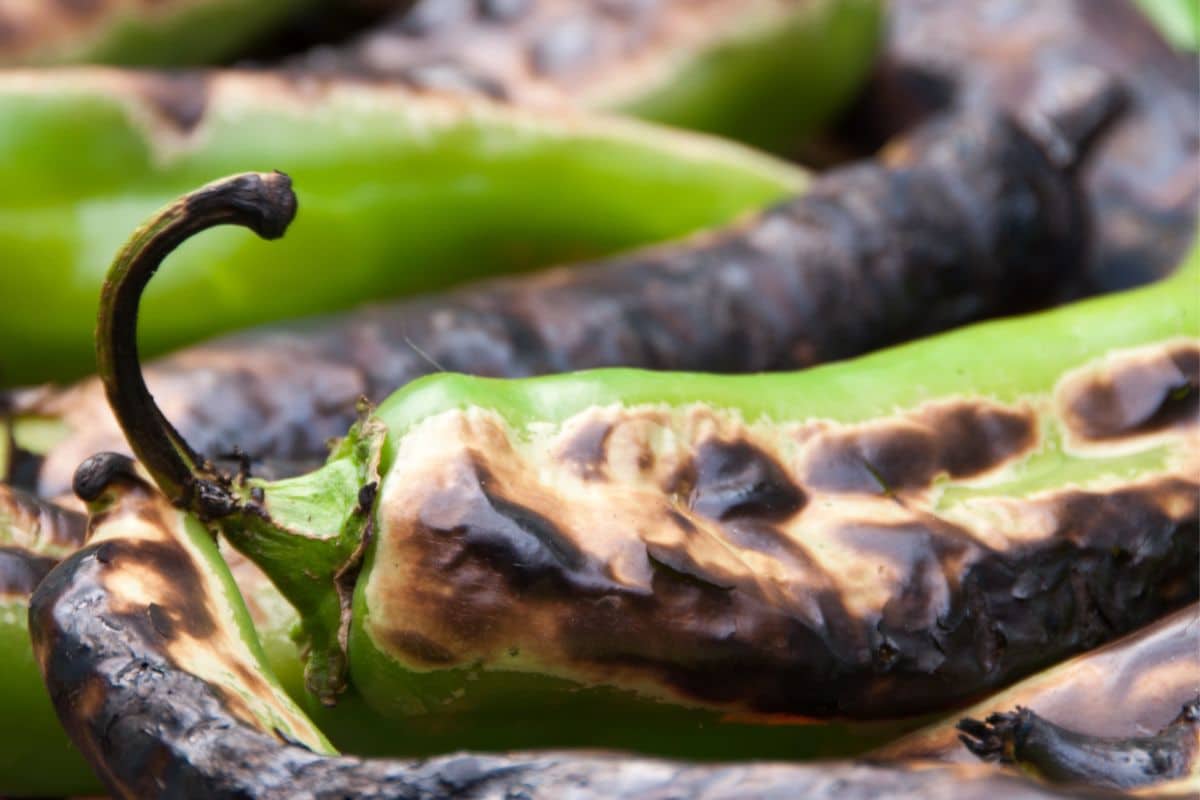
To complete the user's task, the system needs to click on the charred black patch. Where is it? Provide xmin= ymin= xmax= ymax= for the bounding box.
xmin=98 ymin=538 xmax=217 ymax=640
xmin=0 ymin=546 xmax=57 ymax=598
xmin=558 ymin=419 xmax=612 ymax=480
xmin=959 ymin=698 xmax=1200 ymax=789
xmin=54 ymin=0 xmax=105 ymax=17
xmin=0 ymin=484 xmax=86 ymax=551
xmin=386 ymin=629 xmax=456 ymax=666
xmin=687 ymin=439 xmax=805 ymax=521
xmin=1062 ymin=344 xmax=1200 ymax=440
xmin=134 ymin=72 xmax=210 ymax=135
xmin=805 ymin=425 xmax=938 ymax=494
xmin=805 ymin=404 xmax=1037 ymax=495
xmin=925 ymin=405 xmax=1037 ymax=478
xmin=415 ymin=460 xmax=614 ymax=597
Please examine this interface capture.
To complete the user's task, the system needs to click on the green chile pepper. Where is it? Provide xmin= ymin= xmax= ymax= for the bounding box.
xmin=98 ymin=173 xmax=1200 ymax=730
xmin=0 ymin=68 xmax=801 ymax=385
xmin=32 ymin=457 xmax=1121 ymax=799
xmin=0 ymin=0 xmax=314 ymax=66
xmin=9 ymin=98 xmax=1103 ymax=502
xmin=287 ymin=0 xmax=885 ymax=153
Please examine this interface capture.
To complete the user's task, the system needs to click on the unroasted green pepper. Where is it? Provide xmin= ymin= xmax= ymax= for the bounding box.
xmin=97 ymin=173 xmax=1200 ymax=733
xmin=0 ymin=69 xmax=800 ymax=385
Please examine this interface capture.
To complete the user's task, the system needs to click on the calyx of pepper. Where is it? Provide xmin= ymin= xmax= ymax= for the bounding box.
xmin=95 ymin=172 xmax=379 ymax=704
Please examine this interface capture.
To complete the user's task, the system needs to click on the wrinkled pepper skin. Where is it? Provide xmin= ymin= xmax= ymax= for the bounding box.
xmin=0 ymin=485 xmax=96 ymax=796
xmin=879 ymin=604 xmax=1200 ymax=766
xmin=7 ymin=98 xmax=1105 ymax=502
xmin=97 ymin=174 xmax=1200 ymax=734
xmin=0 ymin=0 xmax=313 ymax=66
xmin=31 ymin=459 xmax=1121 ymax=799
xmin=287 ymin=0 xmax=884 ymax=153
xmin=959 ymin=699 xmax=1200 ymax=793
xmin=0 ymin=69 xmax=800 ymax=385
xmin=834 ymin=0 xmax=1199 ymax=293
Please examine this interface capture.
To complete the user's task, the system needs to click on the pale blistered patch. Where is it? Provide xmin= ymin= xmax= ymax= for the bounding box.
xmin=86 ymin=491 xmax=327 ymax=751
xmin=365 ymin=363 xmax=1198 ymax=716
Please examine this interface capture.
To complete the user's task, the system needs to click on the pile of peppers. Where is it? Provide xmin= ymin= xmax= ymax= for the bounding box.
xmin=0 ymin=1 xmax=1198 ymax=798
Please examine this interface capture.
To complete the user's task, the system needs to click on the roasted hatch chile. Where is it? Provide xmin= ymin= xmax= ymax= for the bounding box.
xmin=0 ymin=484 xmax=100 ymax=795
xmin=286 ymin=0 xmax=883 ymax=153
xmin=9 ymin=96 xmax=1111 ymax=502
xmin=32 ymin=457 xmax=1123 ymax=800
xmin=878 ymin=604 xmax=1200 ymax=767
xmin=0 ymin=0 xmax=314 ymax=66
xmin=958 ymin=699 xmax=1200 ymax=793
xmin=835 ymin=0 xmax=1200 ymax=292
xmin=97 ymin=173 xmax=1200 ymax=726
xmin=0 ymin=69 xmax=801 ymax=385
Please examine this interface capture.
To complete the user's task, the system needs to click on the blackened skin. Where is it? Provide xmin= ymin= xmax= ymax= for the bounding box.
xmin=829 ymin=0 xmax=1199 ymax=292
xmin=959 ymin=700 xmax=1200 ymax=790
xmin=16 ymin=100 xmax=1093 ymax=498
xmin=29 ymin=474 xmax=1120 ymax=800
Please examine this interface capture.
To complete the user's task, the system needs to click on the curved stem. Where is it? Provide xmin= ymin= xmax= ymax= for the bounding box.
xmin=96 ymin=171 xmax=296 ymax=514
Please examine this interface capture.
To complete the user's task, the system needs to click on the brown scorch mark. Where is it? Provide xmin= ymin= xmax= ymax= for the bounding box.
xmin=365 ymin=388 xmax=1199 ymax=719
xmin=1058 ymin=341 xmax=1200 ymax=441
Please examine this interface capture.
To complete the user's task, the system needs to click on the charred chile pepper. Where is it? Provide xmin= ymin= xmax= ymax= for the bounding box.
xmin=0 ymin=69 xmax=800 ymax=385
xmin=0 ymin=485 xmax=96 ymax=795
xmin=287 ymin=0 xmax=884 ymax=153
xmin=32 ymin=459 xmax=1122 ymax=800
xmin=834 ymin=0 xmax=1199 ymax=292
xmin=0 ymin=0 xmax=313 ymax=66
xmin=878 ymin=604 xmax=1200 ymax=764
xmin=958 ymin=699 xmax=1200 ymax=793
xmin=9 ymin=96 xmax=1110 ymax=501
xmin=96 ymin=173 xmax=1200 ymax=728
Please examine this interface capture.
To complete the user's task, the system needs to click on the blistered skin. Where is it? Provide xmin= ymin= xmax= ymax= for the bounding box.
xmin=30 ymin=462 xmax=1117 ymax=799
xmin=834 ymin=0 xmax=1199 ymax=292
xmin=362 ymin=340 xmax=1200 ymax=719
xmin=12 ymin=104 xmax=1089 ymax=501
xmin=877 ymin=604 xmax=1200 ymax=766
xmin=958 ymin=699 xmax=1200 ymax=791
xmin=292 ymin=0 xmax=812 ymax=105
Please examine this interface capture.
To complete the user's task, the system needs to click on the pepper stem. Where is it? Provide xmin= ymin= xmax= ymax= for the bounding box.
xmin=96 ymin=171 xmax=297 ymax=516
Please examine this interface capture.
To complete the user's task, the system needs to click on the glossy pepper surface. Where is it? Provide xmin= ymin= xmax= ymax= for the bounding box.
xmin=0 ymin=69 xmax=800 ymax=385
xmin=97 ymin=173 xmax=1200 ymax=730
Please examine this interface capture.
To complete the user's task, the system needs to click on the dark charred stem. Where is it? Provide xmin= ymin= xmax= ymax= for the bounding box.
xmin=958 ymin=699 xmax=1200 ymax=790
xmin=96 ymin=171 xmax=296 ymax=516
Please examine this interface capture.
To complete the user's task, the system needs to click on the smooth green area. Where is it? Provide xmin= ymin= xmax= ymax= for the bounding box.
xmin=0 ymin=79 xmax=801 ymax=385
xmin=1136 ymin=0 xmax=1200 ymax=50
xmin=3 ymin=0 xmax=311 ymax=67
xmin=621 ymin=0 xmax=883 ymax=153
xmin=176 ymin=511 xmax=336 ymax=753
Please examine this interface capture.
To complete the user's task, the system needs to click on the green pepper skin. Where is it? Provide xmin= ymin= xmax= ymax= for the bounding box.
xmin=292 ymin=0 xmax=885 ymax=154
xmin=0 ymin=69 xmax=799 ymax=386
xmin=97 ymin=174 xmax=1200 ymax=741
xmin=31 ymin=457 xmax=1119 ymax=799
xmin=0 ymin=0 xmax=314 ymax=66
